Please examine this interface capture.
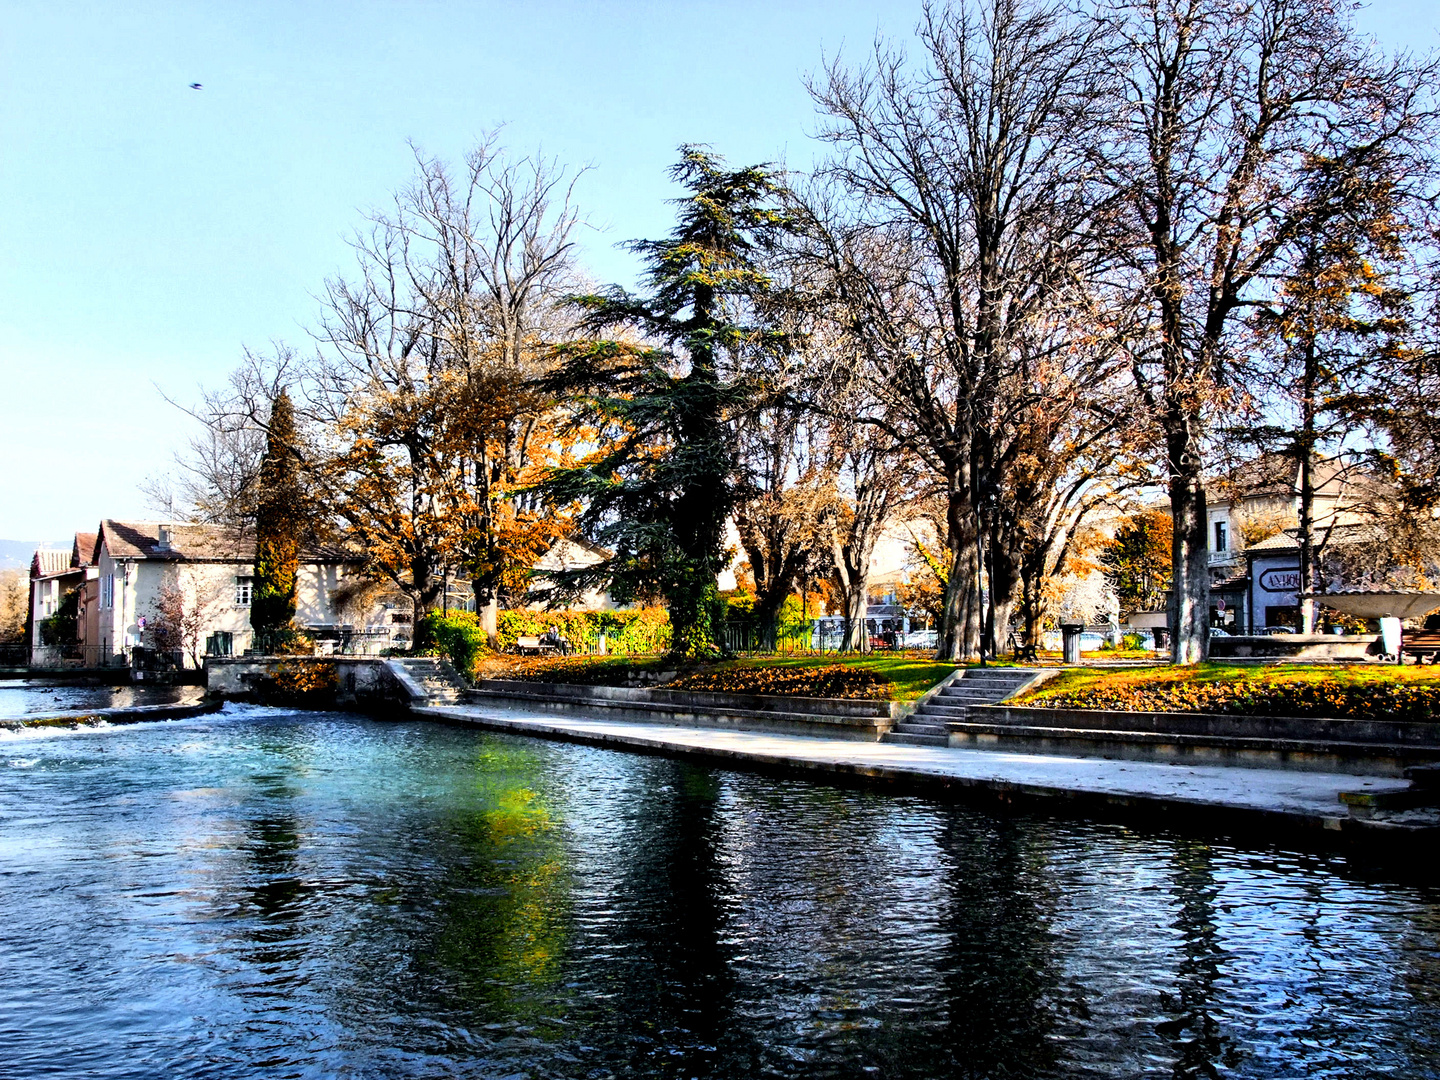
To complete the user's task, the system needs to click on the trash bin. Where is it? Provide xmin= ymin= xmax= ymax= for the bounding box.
xmin=1060 ymin=622 xmax=1084 ymax=665
xmin=1380 ymin=616 xmax=1402 ymax=662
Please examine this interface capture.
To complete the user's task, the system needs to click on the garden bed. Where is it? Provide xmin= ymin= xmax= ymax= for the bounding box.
xmin=1013 ymin=663 xmax=1440 ymax=723
xmin=474 ymin=652 xmax=960 ymax=702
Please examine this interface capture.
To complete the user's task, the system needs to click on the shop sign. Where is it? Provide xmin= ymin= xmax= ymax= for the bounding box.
xmin=1258 ymin=567 xmax=1301 ymax=593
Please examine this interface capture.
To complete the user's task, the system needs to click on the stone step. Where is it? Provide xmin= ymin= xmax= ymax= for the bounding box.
xmin=940 ymin=690 xmax=1015 ymax=704
xmin=390 ymin=657 xmax=470 ymax=702
xmin=892 ymin=722 xmax=949 ymax=736
xmin=917 ymin=704 xmax=972 ymax=719
xmin=883 ymin=731 xmax=950 ymax=747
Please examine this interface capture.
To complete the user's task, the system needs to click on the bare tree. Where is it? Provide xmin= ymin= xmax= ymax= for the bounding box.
xmin=802 ymin=0 xmax=1123 ymax=660
xmin=822 ymin=413 xmax=917 ymax=650
xmin=150 ymin=579 xmax=220 ymax=668
xmin=1097 ymin=0 xmax=1435 ymax=661
xmin=147 ymin=347 xmax=299 ymax=526
xmin=311 ymin=136 xmax=585 ymax=630
xmin=732 ymin=405 xmax=832 ymax=625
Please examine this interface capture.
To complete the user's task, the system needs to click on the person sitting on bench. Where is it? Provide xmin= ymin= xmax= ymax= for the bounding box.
xmin=540 ymin=626 xmax=570 ymax=655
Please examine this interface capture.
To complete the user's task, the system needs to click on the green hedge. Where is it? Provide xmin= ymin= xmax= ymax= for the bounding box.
xmin=415 ymin=611 xmax=488 ymax=681
xmin=496 ymin=607 xmax=671 ymax=655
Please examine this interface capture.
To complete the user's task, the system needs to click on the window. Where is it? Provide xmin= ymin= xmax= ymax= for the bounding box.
xmin=1266 ymin=605 xmax=1299 ymax=630
xmin=101 ymin=574 xmax=114 ymax=608
xmin=205 ymin=632 xmax=233 ymax=657
xmin=1213 ymin=520 xmax=1228 ymax=553
xmin=235 ymin=576 xmax=253 ymax=605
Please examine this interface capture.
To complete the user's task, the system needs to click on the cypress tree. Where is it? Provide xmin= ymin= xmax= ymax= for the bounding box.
xmin=252 ymin=390 xmax=302 ymax=643
xmin=546 ymin=148 xmax=786 ymax=658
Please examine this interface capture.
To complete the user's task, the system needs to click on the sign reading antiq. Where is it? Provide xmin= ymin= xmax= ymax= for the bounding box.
xmin=1258 ymin=567 xmax=1302 ymax=593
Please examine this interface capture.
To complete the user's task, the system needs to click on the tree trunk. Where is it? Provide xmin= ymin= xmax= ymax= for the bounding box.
xmin=479 ymin=593 xmax=499 ymax=647
xmin=1169 ymin=447 xmax=1210 ymax=664
xmin=843 ymin=577 xmax=868 ymax=652
xmin=938 ymin=483 xmax=980 ymax=661
xmin=988 ymin=528 xmax=1024 ymax=659
xmin=1298 ymin=338 xmax=1318 ymax=635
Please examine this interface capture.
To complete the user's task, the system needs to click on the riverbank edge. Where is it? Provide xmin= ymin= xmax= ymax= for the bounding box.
xmin=410 ymin=703 xmax=1439 ymax=854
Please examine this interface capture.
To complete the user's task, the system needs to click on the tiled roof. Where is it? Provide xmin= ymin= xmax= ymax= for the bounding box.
xmin=72 ymin=532 xmax=98 ymax=568
xmin=30 ymin=549 xmax=71 ymax=577
xmin=95 ymin=520 xmax=360 ymax=564
xmin=1245 ymin=523 xmax=1370 ymax=553
xmin=97 ymin=520 xmax=253 ymax=562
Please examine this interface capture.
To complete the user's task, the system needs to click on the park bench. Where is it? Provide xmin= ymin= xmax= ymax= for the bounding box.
xmin=1402 ymin=629 xmax=1440 ymax=664
xmin=514 ymin=635 xmax=561 ymax=656
xmin=1009 ymin=631 xmax=1039 ymax=663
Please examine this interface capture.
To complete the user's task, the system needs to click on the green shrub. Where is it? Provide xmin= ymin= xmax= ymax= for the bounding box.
xmin=415 ymin=610 xmax=488 ymax=681
xmin=721 ymin=590 xmax=756 ymax=618
xmin=495 ymin=607 xmax=671 ymax=655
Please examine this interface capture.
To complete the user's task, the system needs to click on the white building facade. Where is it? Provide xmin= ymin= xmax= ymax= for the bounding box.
xmin=93 ymin=520 xmax=387 ymax=666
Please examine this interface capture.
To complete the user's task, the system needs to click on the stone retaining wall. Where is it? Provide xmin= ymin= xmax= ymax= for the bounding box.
xmin=970 ymin=704 xmax=1440 ymax=744
xmin=467 ymin=679 xmax=900 ymax=741
xmin=205 ymin=657 xmax=407 ymax=710
xmin=962 ymin=703 xmax=1440 ymax=775
xmin=1209 ymin=634 xmax=1382 ymax=660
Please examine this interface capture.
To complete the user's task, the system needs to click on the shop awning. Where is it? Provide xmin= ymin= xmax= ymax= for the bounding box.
xmin=1302 ymin=591 xmax=1440 ymax=620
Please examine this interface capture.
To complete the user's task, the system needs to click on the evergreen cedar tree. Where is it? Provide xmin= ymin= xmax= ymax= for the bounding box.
xmin=252 ymin=390 xmax=303 ymax=636
xmin=544 ymin=147 xmax=788 ymax=659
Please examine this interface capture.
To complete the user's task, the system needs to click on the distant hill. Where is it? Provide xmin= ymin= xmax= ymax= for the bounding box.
xmin=0 ymin=540 xmax=66 ymax=571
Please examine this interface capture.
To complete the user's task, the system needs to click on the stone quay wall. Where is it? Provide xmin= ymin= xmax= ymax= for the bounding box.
xmin=205 ymin=656 xmax=408 ymax=710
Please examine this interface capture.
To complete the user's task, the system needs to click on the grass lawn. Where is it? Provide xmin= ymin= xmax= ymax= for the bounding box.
xmin=1013 ymin=662 xmax=1440 ymax=721
xmin=475 ymin=651 xmax=961 ymax=702
xmin=697 ymin=654 xmax=961 ymax=702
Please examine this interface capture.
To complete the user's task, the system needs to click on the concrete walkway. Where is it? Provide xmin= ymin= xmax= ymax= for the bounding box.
xmin=414 ymin=702 xmax=1427 ymax=842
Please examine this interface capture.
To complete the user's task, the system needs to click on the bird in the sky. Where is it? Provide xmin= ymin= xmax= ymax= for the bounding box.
xmin=189 ymin=83 xmax=202 ymax=90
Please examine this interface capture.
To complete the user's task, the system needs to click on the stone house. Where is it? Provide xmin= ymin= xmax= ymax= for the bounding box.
xmin=92 ymin=520 xmax=387 ymax=666
xmin=528 ymin=536 xmax=625 ymax=611
xmin=1197 ymin=454 xmax=1379 ymax=634
xmin=26 ymin=533 xmax=103 ymax=668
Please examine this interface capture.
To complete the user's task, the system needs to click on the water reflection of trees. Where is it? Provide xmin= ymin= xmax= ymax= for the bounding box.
xmin=424 ymin=740 xmax=572 ymax=1018
xmin=925 ymin=809 xmax=1067 ymax=1079
xmin=1156 ymin=842 xmax=1241 ymax=1077
xmin=587 ymin=758 xmax=745 ymax=1076
xmin=713 ymin=780 xmax=917 ymax=1072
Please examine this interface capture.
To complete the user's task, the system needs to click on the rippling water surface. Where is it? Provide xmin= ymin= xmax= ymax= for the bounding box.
xmin=0 ymin=679 xmax=200 ymax=718
xmin=1 ymin=704 xmax=1438 ymax=1079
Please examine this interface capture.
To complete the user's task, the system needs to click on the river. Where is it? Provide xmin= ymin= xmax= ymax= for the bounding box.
xmin=1 ymin=703 xmax=1437 ymax=1078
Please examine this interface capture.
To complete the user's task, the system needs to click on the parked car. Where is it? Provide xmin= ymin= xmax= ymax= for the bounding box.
xmin=1209 ymin=626 xmax=1231 ymax=637
xmin=903 ymin=629 xmax=938 ymax=649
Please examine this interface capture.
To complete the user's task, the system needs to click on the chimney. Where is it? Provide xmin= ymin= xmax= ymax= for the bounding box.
xmin=156 ymin=524 xmax=172 ymax=552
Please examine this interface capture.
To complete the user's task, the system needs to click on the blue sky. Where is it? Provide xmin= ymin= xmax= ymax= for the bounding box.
xmin=0 ymin=0 xmax=1433 ymax=541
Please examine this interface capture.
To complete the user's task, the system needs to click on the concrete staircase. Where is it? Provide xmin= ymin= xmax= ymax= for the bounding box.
xmin=385 ymin=657 xmax=469 ymax=704
xmin=884 ymin=668 xmax=1044 ymax=747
